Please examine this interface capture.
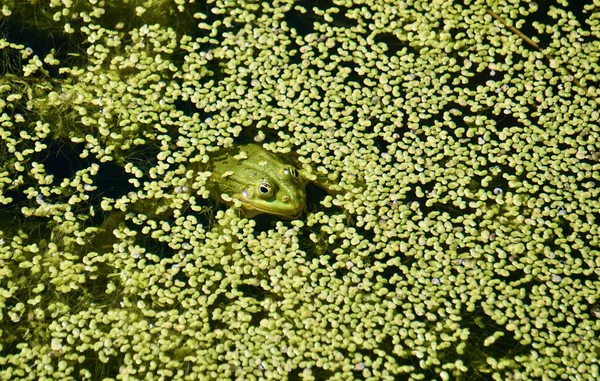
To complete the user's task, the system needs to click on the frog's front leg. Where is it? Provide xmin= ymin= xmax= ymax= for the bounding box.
xmin=299 ymin=165 xmax=344 ymax=195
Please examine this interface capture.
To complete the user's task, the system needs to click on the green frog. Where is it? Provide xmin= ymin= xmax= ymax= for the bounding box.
xmin=91 ymin=144 xmax=339 ymax=255
xmin=206 ymin=144 xmax=309 ymax=219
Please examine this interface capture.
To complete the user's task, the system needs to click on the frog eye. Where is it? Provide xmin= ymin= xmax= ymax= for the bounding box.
xmin=285 ymin=167 xmax=300 ymax=179
xmin=257 ymin=180 xmax=273 ymax=197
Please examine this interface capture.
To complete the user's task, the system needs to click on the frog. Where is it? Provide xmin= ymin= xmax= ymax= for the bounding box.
xmin=206 ymin=144 xmax=309 ymax=219
xmin=90 ymin=143 xmax=341 ymax=255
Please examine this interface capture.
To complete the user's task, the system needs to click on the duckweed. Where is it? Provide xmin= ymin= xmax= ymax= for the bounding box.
xmin=1 ymin=0 xmax=599 ymax=380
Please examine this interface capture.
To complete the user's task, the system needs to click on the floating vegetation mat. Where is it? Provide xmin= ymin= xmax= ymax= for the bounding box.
xmin=0 ymin=0 xmax=599 ymax=379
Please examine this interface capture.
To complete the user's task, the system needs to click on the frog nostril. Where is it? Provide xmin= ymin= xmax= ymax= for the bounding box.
xmin=282 ymin=196 xmax=289 ymax=203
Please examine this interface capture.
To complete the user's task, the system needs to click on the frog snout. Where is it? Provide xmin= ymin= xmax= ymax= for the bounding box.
xmin=282 ymin=190 xmax=303 ymax=204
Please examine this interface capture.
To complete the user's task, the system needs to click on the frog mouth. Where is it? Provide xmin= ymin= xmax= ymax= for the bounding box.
xmin=247 ymin=203 xmax=304 ymax=219
xmin=237 ymin=196 xmax=304 ymax=219
xmin=278 ymin=208 xmax=304 ymax=219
